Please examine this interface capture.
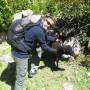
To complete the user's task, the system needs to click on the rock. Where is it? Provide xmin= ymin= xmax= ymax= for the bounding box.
xmin=0 ymin=55 xmax=13 ymax=64
xmin=63 ymin=82 xmax=74 ymax=90
xmin=86 ymin=72 xmax=90 ymax=77
xmin=87 ymin=41 xmax=90 ymax=52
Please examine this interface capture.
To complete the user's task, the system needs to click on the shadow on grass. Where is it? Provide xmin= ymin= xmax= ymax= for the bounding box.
xmin=0 ymin=62 xmax=16 ymax=90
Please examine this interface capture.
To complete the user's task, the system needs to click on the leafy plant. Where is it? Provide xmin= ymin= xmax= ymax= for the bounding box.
xmin=0 ymin=0 xmax=12 ymax=32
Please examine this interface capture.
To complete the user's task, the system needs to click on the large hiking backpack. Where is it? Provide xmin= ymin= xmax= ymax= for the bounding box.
xmin=12 ymin=9 xmax=33 ymax=22
xmin=7 ymin=14 xmax=42 ymax=52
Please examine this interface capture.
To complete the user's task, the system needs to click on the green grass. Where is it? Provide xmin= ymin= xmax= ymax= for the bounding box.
xmin=25 ymin=66 xmax=63 ymax=90
xmin=0 ymin=81 xmax=11 ymax=90
xmin=0 ymin=62 xmax=10 ymax=90
xmin=74 ymin=67 xmax=90 ymax=90
xmin=0 ymin=42 xmax=11 ymax=56
xmin=0 ymin=42 xmax=90 ymax=90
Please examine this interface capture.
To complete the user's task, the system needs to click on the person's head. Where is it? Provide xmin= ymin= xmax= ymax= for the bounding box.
xmin=41 ymin=15 xmax=55 ymax=31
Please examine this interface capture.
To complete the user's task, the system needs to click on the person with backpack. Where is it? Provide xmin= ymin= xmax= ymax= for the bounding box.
xmin=8 ymin=15 xmax=58 ymax=90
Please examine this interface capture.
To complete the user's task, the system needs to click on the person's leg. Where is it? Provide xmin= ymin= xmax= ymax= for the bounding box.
xmin=28 ymin=51 xmax=40 ymax=77
xmin=14 ymin=56 xmax=28 ymax=90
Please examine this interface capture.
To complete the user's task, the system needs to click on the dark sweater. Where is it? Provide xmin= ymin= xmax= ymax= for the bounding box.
xmin=12 ymin=22 xmax=57 ymax=58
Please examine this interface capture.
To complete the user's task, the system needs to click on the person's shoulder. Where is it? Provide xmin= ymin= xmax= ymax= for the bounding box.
xmin=31 ymin=25 xmax=43 ymax=32
xmin=33 ymin=25 xmax=42 ymax=29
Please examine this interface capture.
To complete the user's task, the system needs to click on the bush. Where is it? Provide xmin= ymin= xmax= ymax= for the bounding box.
xmin=0 ymin=0 xmax=90 ymax=37
xmin=0 ymin=0 xmax=12 ymax=32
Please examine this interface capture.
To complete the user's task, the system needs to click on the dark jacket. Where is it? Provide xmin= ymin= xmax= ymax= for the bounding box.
xmin=12 ymin=22 xmax=57 ymax=58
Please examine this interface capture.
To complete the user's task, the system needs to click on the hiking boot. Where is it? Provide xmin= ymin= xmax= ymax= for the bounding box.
xmin=28 ymin=64 xmax=38 ymax=78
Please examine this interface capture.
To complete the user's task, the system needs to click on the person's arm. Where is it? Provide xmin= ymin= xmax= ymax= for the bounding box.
xmin=35 ymin=27 xmax=57 ymax=54
xmin=46 ymin=35 xmax=57 ymax=45
xmin=47 ymin=36 xmax=57 ymax=42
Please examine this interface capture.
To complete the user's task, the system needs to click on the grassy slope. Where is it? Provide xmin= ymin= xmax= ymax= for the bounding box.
xmin=0 ymin=42 xmax=90 ymax=90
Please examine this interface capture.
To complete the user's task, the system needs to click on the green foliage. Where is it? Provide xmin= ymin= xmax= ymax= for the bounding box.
xmin=8 ymin=0 xmax=31 ymax=12
xmin=58 ymin=0 xmax=85 ymax=19
xmin=74 ymin=68 xmax=90 ymax=90
xmin=84 ymin=0 xmax=90 ymax=13
xmin=0 ymin=81 xmax=11 ymax=90
xmin=0 ymin=42 xmax=90 ymax=90
xmin=0 ymin=62 xmax=11 ymax=90
xmin=85 ymin=55 xmax=90 ymax=70
xmin=0 ymin=0 xmax=90 ymax=46
xmin=0 ymin=42 xmax=11 ymax=56
xmin=0 ymin=0 xmax=12 ymax=32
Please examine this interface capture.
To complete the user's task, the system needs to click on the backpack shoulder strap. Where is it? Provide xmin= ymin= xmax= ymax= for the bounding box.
xmin=24 ymin=22 xmax=40 ymax=31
